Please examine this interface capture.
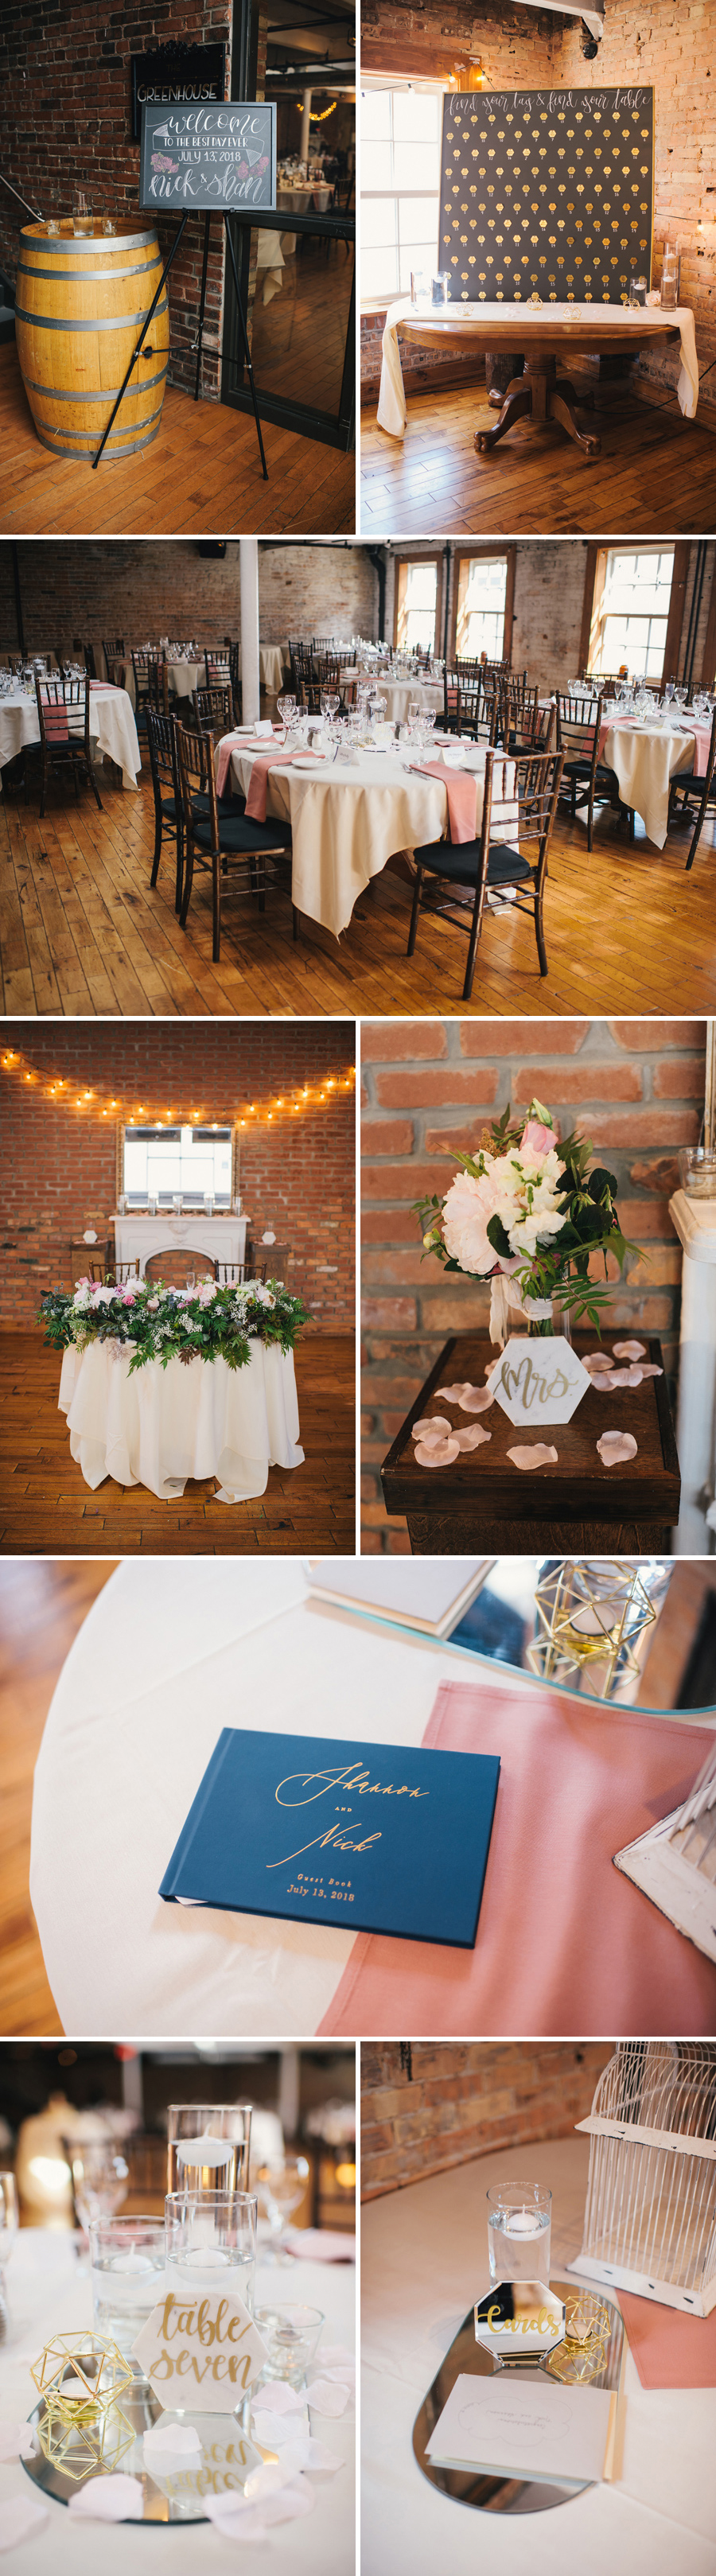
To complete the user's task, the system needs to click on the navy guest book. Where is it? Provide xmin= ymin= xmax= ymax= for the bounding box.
xmin=159 ymin=1727 xmax=500 ymax=1948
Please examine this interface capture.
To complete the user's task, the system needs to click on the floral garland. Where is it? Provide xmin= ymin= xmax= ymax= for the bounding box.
xmin=39 ymin=1277 xmax=309 ymax=1376
xmin=415 ymin=1098 xmax=638 ymax=1341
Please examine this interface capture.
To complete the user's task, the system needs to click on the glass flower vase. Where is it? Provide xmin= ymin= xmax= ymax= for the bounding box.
xmin=522 ymin=1294 xmax=572 ymax=1344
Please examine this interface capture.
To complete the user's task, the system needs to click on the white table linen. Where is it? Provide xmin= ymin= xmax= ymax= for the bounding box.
xmin=356 ymin=675 xmax=443 ymax=725
xmin=113 ymin=1213 xmax=247 ymax=1278
xmin=228 ymin=739 xmax=493 ymax=936
xmin=0 ymin=684 xmax=141 ymax=792
xmin=601 ymin=721 xmax=701 ymax=848
xmin=363 ymin=2136 xmax=716 ymax=2576
xmin=0 ymin=2228 xmax=353 ymax=2576
xmin=259 ymin=644 xmax=287 ymax=692
xmin=377 ymin=298 xmax=700 ymax=438
xmin=57 ymin=1339 xmax=303 ymax=1504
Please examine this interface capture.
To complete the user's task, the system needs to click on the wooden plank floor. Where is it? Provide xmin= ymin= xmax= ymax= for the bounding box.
xmin=360 ymin=375 xmax=716 ymax=536
xmin=0 ymin=1333 xmax=356 ymax=1557
xmin=0 ymin=344 xmax=355 ymax=538
xmin=0 ymin=1558 xmax=116 ymax=2035
xmin=1 ymin=761 xmax=714 ymax=1018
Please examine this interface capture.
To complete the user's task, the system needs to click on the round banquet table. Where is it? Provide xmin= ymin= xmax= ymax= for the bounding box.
xmin=225 ymin=737 xmax=495 ymax=936
xmin=377 ymin=299 xmax=697 ymax=452
xmin=0 ymin=683 xmax=141 ymax=792
xmin=259 ymin=644 xmax=286 ymax=692
xmin=351 ymin=674 xmax=444 ymax=726
xmin=597 ymin=714 xmax=711 ymax=848
xmin=0 ymin=2226 xmax=354 ymax=2576
xmin=363 ymin=2134 xmax=716 ymax=2576
xmin=57 ymin=1341 xmax=304 ymax=1504
xmin=28 ymin=1562 xmax=716 ymax=2039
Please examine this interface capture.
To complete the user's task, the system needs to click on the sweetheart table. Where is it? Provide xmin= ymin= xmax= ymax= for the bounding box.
xmin=57 ymin=1340 xmax=303 ymax=1503
xmin=363 ymin=2136 xmax=716 ymax=2576
xmin=28 ymin=1562 xmax=716 ymax=2040
xmin=0 ymin=2227 xmax=353 ymax=2574
xmin=377 ymin=299 xmax=698 ymax=456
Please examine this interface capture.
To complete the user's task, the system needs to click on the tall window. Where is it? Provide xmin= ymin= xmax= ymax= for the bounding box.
xmin=123 ymin=1126 xmax=232 ymax=1206
xmin=590 ymin=549 xmax=675 ymax=679
xmin=395 ymin=557 xmax=439 ymax=654
xmin=455 ymin=555 xmax=508 ymax=662
xmin=361 ymin=88 xmax=441 ymax=302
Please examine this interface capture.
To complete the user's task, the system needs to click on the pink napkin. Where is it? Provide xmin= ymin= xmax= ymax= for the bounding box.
xmin=411 ymin=759 xmax=479 ymax=843
xmin=597 ymin=711 xmax=712 ymax=776
xmin=317 ymin=1679 xmax=716 ymax=2038
xmin=618 ymin=2291 xmax=716 ymax=2388
xmin=283 ymin=2227 xmax=356 ymax=2263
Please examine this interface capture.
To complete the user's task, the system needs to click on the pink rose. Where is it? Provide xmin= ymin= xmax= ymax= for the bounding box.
xmin=519 ymin=1118 xmax=555 ymax=1161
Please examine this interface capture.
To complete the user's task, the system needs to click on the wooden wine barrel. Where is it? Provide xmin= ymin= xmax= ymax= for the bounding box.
xmin=15 ymin=224 xmax=170 ymax=461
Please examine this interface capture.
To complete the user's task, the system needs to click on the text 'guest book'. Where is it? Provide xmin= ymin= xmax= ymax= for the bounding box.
xmin=159 ymin=1727 xmax=500 ymax=1946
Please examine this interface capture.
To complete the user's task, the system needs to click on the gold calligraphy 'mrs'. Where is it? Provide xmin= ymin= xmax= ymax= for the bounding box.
xmin=498 ymin=1352 xmax=570 ymax=1410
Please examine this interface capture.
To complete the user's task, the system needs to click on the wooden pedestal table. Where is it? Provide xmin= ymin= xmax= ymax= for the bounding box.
xmin=377 ymin=299 xmax=696 ymax=461
xmin=380 ymin=1329 xmax=680 ymax=1554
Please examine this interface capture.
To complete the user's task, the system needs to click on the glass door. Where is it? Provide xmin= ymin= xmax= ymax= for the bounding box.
xmin=223 ymin=0 xmax=356 ymax=449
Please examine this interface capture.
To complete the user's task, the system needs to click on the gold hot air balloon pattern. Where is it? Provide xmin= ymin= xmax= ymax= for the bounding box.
xmin=438 ymin=84 xmax=653 ymax=303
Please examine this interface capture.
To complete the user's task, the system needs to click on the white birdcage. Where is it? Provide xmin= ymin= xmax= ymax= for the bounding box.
xmin=569 ymin=2042 xmax=716 ymax=2315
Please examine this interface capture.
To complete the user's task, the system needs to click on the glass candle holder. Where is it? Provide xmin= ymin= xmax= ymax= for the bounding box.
xmin=165 ymin=2190 xmax=258 ymax=2317
xmin=166 ymin=2104 xmax=252 ymax=2197
xmin=89 ymin=2215 xmax=165 ymax=2360
xmin=411 ymin=268 xmax=428 ymax=306
xmin=678 ymin=1146 xmax=716 ymax=1198
xmin=254 ymin=2304 xmax=324 ymax=2388
xmin=430 ymin=273 xmax=450 ymax=305
xmin=545 ymin=2288 xmax=612 ymax=2383
xmin=101 ymin=217 xmax=116 ymax=236
xmin=45 ymin=219 xmax=60 ymax=237
xmin=487 ymin=2180 xmax=551 ymax=2282
xmin=628 ymin=275 xmax=648 ymax=307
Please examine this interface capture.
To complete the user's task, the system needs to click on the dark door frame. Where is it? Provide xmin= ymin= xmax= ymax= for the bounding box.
xmin=221 ymin=0 xmax=355 ymax=452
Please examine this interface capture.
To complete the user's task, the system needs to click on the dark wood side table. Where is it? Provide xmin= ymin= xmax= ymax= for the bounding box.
xmin=380 ymin=1329 xmax=680 ymax=1555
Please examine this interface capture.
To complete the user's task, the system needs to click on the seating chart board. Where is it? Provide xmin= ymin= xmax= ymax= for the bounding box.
xmin=438 ymin=86 xmax=654 ymax=305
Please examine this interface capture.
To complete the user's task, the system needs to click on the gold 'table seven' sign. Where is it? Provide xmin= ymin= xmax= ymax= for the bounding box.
xmin=438 ymin=84 xmax=654 ymax=305
xmin=132 ymin=2287 xmax=269 ymax=2411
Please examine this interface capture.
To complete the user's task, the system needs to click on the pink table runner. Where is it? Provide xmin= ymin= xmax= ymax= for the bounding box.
xmin=318 ymin=1678 xmax=716 ymax=2038
xmin=411 ymin=760 xmax=480 ymax=843
xmin=597 ymin=711 xmax=712 ymax=776
xmin=618 ymin=2291 xmax=716 ymax=2388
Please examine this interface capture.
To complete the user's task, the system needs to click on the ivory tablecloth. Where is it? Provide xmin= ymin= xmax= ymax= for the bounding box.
xmin=57 ymin=1341 xmax=303 ymax=1504
xmin=355 ymin=675 xmax=444 ymax=725
xmin=0 ymin=684 xmax=141 ymax=792
xmin=28 ymin=1562 xmax=716 ymax=2038
xmin=598 ymin=719 xmax=709 ymax=847
xmin=0 ymin=2228 xmax=353 ymax=2576
xmin=226 ymin=738 xmax=494 ymax=935
xmin=377 ymin=299 xmax=700 ymax=438
xmin=259 ymin=644 xmax=287 ymax=691
xmin=363 ymin=2138 xmax=716 ymax=2576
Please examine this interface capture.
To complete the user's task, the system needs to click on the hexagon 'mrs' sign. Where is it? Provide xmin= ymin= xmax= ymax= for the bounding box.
xmin=488 ymin=1336 xmax=591 ymax=1429
xmin=133 ymin=2286 xmax=269 ymax=2412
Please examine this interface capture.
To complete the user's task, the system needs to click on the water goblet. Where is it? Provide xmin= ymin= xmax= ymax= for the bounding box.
xmin=255 ymin=2156 xmax=309 ymax=2267
xmin=185 ymin=1271 xmax=196 ymax=1294
xmin=71 ymin=2144 xmax=130 ymax=2242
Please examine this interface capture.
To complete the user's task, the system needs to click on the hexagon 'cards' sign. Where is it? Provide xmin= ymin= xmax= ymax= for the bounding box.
xmin=489 ymin=1336 xmax=591 ymax=1427
xmin=475 ymin=2281 xmax=565 ymax=2359
xmin=132 ymin=2288 xmax=269 ymax=2412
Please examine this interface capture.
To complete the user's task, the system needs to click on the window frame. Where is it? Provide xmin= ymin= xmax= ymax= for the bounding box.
xmin=116 ymin=1122 xmax=239 ymax=1208
xmin=391 ymin=550 xmax=444 ymax=657
xmin=580 ymin=542 xmax=690 ymax=684
xmin=451 ymin=547 xmax=516 ymax=664
xmin=360 ymin=78 xmax=443 ymax=308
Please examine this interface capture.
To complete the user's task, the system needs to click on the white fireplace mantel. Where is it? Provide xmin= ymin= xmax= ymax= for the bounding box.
xmin=113 ymin=1212 xmax=247 ymax=1278
xmin=668 ymin=1187 xmax=716 ymax=1555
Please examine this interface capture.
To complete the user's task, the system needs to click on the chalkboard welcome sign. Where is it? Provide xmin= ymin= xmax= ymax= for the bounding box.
xmin=139 ymin=102 xmax=277 ymax=213
xmin=438 ymin=86 xmax=654 ymax=306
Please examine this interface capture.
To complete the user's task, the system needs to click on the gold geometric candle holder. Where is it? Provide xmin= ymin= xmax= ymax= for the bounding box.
xmin=526 ymin=1558 xmax=658 ymax=1698
xmin=544 ymin=2290 xmax=612 ymax=2383
xmin=30 ymin=2334 xmax=136 ymax=2484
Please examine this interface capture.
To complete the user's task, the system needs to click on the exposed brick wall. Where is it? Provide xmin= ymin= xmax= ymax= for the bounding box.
xmin=360 ymin=0 xmax=716 ymax=416
xmin=0 ymin=541 xmax=379 ymax=656
xmin=378 ymin=539 xmax=716 ymax=694
xmin=361 ymin=2041 xmax=613 ymax=2198
xmin=0 ymin=1 xmax=231 ymax=400
xmin=1 ymin=1023 xmax=356 ymax=1329
xmin=361 ymin=1015 xmax=706 ymax=1551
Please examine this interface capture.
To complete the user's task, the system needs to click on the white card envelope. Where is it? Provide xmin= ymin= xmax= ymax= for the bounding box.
xmin=426 ymin=2372 xmax=613 ymax=2484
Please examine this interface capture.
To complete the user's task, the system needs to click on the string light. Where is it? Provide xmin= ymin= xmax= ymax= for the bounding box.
xmin=2 ymin=1046 xmax=356 ymax=1129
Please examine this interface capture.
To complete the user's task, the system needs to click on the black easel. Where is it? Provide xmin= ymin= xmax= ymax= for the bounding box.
xmin=92 ymin=208 xmax=268 ymax=481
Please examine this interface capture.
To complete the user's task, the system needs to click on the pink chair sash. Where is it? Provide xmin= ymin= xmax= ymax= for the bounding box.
xmin=317 ymin=1676 xmax=716 ymax=2037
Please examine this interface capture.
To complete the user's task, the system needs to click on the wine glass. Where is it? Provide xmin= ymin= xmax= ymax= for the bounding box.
xmin=0 ymin=2174 xmax=18 ymax=2344
xmin=71 ymin=2144 xmax=129 ymax=2239
xmin=255 ymin=2155 xmax=309 ymax=2267
xmin=185 ymin=1270 xmax=196 ymax=1294
xmin=276 ymin=693 xmax=294 ymax=744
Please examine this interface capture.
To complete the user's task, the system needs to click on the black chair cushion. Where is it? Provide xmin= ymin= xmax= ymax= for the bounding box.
xmin=414 ymin=838 xmax=534 ymax=888
xmin=162 ymin=791 xmax=247 ymax=823
xmin=191 ymin=812 xmax=292 ymax=854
